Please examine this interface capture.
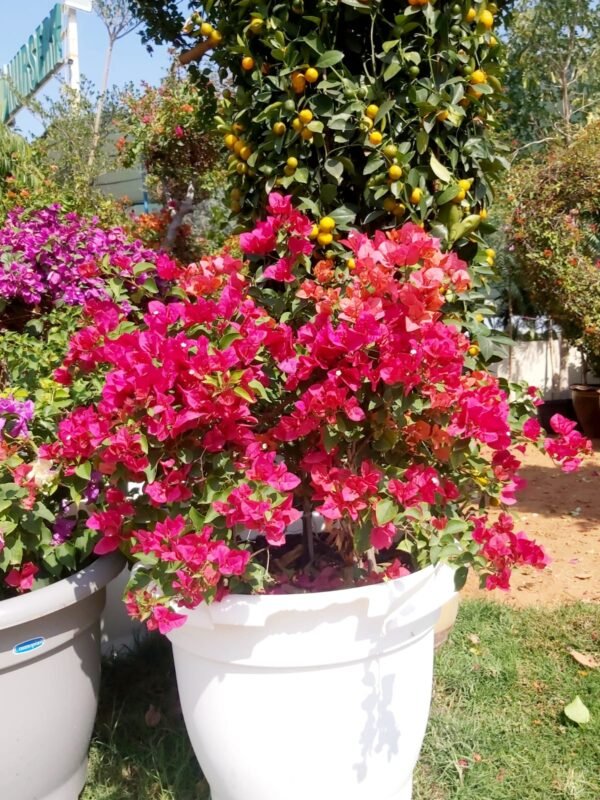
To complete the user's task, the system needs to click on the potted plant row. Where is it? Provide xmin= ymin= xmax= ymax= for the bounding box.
xmin=45 ymin=194 xmax=591 ymax=800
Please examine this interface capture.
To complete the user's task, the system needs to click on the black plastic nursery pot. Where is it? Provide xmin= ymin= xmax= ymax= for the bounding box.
xmin=570 ymin=385 xmax=600 ymax=439
xmin=537 ymin=398 xmax=579 ymax=435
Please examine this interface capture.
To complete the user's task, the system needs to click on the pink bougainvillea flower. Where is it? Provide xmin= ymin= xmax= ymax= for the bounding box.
xmin=42 ymin=194 xmax=592 ymax=626
xmin=522 ymin=418 xmax=541 ymax=441
xmin=5 ymin=562 xmax=39 ymax=592
xmin=371 ymin=523 xmax=396 ymax=550
xmin=147 ymin=605 xmax=187 ymax=634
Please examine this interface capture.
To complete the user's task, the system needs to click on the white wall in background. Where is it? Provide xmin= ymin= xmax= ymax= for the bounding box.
xmin=495 ymin=339 xmax=583 ymax=399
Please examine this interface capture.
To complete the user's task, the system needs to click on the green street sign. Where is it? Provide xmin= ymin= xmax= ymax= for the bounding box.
xmin=0 ymin=4 xmax=64 ymax=124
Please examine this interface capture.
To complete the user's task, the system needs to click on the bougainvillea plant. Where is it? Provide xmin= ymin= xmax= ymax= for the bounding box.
xmin=0 ymin=207 xmax=181 ymax=599
xmin=118 ymin=70 xmax=219 ymax=205
xmin=117 ymin=69 xmax=224 ymax=253
xmin=0 ymin=204 xmax=172 ymax=316
xmin=0 ymin=394 xmax=104 ymax=598
xmin=34 ymin=194 xmax=590 ymax=632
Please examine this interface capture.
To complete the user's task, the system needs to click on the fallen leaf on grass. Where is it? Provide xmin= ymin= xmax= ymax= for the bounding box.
xmin=564 ymin=696 xmax=591 ymax=725
xmin=467 ymin=633 xmax=480 ymax=645
xmin=569 ymin=650 xmax=600 ymax=669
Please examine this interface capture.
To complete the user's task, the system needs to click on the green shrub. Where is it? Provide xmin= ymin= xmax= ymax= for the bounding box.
xmin=511 ymin=121 xmax=600 ymax=373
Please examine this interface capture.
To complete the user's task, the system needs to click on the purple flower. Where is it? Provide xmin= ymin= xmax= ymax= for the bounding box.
xmin=52 ymin=517 xmax=76 ymax=545
xmin=0 ymin=205 xmax=174 ymax=309
xmin=0 ymin=396 xmax=34 ymax=439
xmin=83 ymin=471 xmax=103 ymax=503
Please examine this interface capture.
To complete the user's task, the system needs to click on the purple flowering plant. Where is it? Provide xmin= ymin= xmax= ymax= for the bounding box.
xmin=0 ymin=204 xmax=168 ymax=315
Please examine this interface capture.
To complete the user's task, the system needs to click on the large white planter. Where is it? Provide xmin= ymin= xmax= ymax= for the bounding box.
xmin=0 ymin=553 xmax=123 ymax=800
xmin=167 ymin=562 xmax=455 ymax=800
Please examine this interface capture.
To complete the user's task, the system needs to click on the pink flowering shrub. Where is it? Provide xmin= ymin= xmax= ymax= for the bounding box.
xmin=33 ymin=195 xmax=590 ymax=631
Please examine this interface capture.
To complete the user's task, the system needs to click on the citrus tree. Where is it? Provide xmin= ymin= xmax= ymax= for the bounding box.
xmin=132 ymin=0 xmax=508 ymax=250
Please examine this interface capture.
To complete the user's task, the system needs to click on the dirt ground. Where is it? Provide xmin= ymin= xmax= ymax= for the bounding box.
xmin=464 ymin=444 xmax=600 ymax=607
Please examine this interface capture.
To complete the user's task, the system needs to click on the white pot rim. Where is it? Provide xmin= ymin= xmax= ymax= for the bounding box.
xmin=0 ymin=552 xmax=124 ymax=631
xmin=175 ymin=561 xmax=456 ymax=629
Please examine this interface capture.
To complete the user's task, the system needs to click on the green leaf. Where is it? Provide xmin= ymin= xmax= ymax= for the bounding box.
xmin=317 ymin=50 xmax=344 ymax=68
xmin=383 ymin=62 xmax=402 ymax=82
xmin=234 ymin=386 xmax=253 ymax=402
xmin=375 ymin=98 xmax=396 ymax=123
xmin=453 ymin=566 xmax=468 ymax=591
xmin=352 ymin=519 xmax=371 ymax=553
xmin=323 ymin=426 xmax=338 ymax=453
xmin=437 ymin=184 xmax=461 ymax=205
xmin=142 ymin=278 xmax=159 ymax=295
xmin=329 ymin=205 xmax=358 ymax=227
xmin=132 ymin=261 xmax=156 ymax=276
xmin=375 ymin=498 xmax=399 ymax=525
xmin=33 ymin=501 xmax=56 ymax=523
xmin=364 ymin=155 xmax=385 ymax=176
xmin=327 ymin=114 xmax=351 ymax=131
xmin=564 ymin=696 xmax=591 ymax=725
xmin=382 ymin=40 xmax=400 ymax=54
xmin=248 ymin=379 xmax=269 ymax=400
xmin=75 ymin=461 xmax=92 ymax=482
xmin=443 ymin=519 xmax=469 ymax=536
xmin=325 ymin=158 xmax=344 ymax=182
xmin=219 ymin=331 xmax=242 ymax=349
xmin=416 ymin=130 xmax=429 ymax=155
xmin=189 ymin=507 xmax=204 ymax=530
xmin=430 ymin=153 xmax=452 ymax=183
xmin=294 ymin=167 xmax=309 ymax=184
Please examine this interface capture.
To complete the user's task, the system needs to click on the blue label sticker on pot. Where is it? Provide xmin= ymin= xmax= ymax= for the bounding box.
xmin=13 ymin=637 xmax=45 ymax=655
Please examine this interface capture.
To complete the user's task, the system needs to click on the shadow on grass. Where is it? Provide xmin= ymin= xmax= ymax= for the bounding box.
xmin=82 ymin=635 xmax=208 ymax=800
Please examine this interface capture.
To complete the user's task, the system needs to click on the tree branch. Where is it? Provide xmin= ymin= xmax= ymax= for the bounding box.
xmin=179 ymin=40 xmax=214 ymax=66
xmin=162 ymin=184 xmax=195 ymax=250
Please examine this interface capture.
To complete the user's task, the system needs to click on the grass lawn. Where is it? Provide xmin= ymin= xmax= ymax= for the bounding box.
xmin=82 ymin=601 xmax=600 ymax=800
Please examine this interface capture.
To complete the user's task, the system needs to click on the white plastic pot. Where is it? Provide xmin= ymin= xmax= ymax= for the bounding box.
xmin=101 ymin=563 xmax=144 ymax=655
xmin=167 ymin=562 xmax=456 ymax=800
xmin=0 ymin=553 xmax=123 ymax=800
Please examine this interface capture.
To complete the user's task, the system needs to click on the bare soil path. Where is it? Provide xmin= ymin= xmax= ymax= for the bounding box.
xmin=464 ymin=444 xmax=600 ymax=607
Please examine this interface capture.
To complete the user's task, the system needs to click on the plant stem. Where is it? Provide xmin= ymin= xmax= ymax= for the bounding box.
xmin=302 ymin=497 xmax=314 ymax=563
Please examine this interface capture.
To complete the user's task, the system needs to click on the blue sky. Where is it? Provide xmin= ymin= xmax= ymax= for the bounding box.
xmin=0 ymin=1 xmax=173 ymax=137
